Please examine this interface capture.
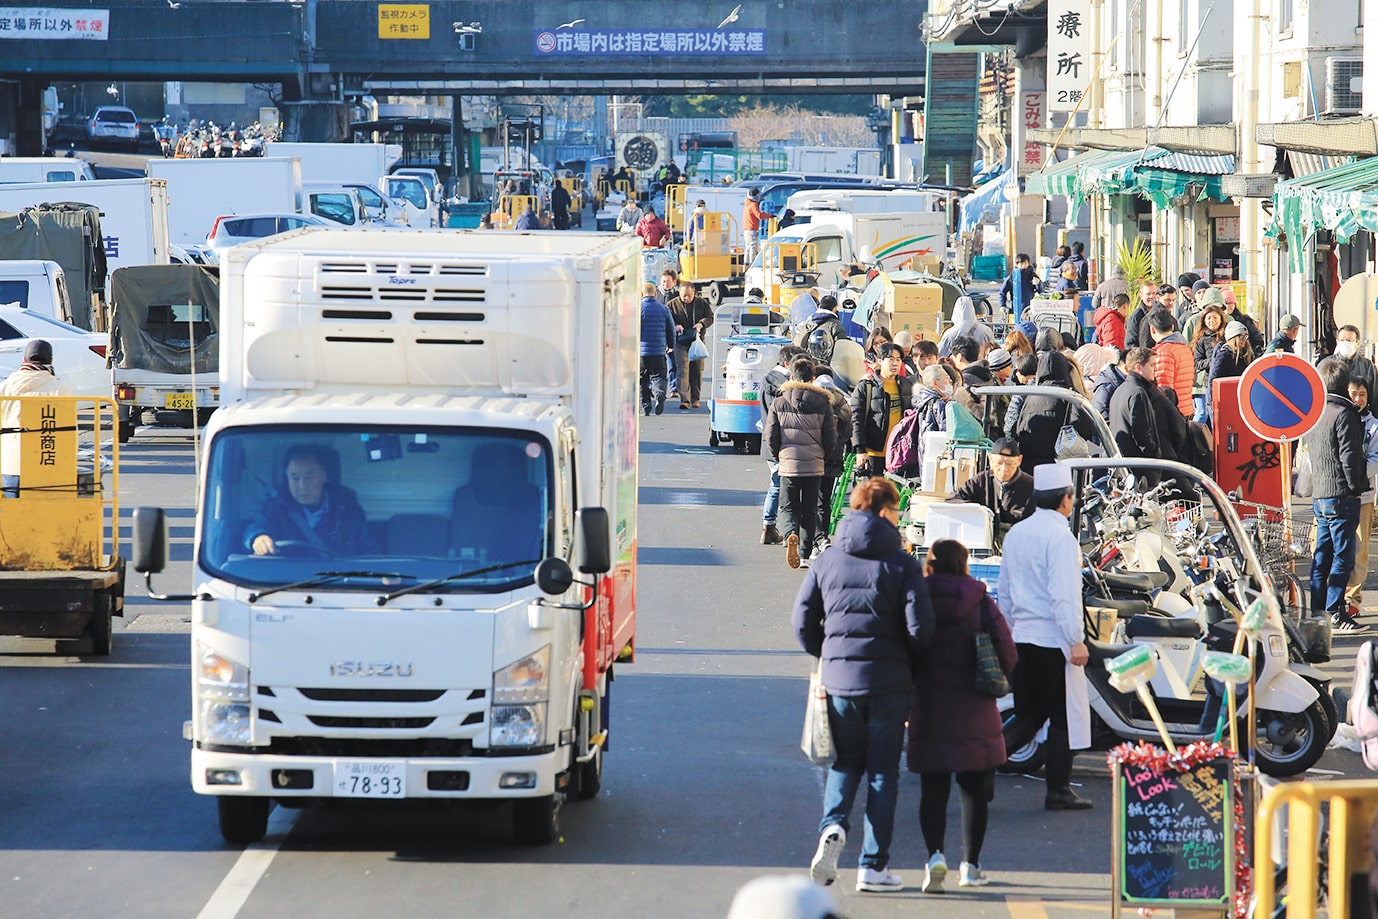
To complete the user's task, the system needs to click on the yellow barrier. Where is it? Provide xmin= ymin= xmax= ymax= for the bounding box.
xmin=1254 ymin=779 xmax=1378 ymax=918
xmin=493 ymin=194 xmax=539 ymax=228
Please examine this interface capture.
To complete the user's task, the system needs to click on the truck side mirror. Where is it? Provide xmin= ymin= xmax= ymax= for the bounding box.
xmin=535 ymin=558 xmax=574 ymax=596
xmin=132 ymin=506 xmax=168 ymax=574
xmin=576 ymin=507 xmax=611 ymax=574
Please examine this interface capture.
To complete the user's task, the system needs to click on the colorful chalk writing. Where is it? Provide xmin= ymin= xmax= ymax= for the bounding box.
xmin=1117 ymin=759 xmax=1232 ymax=905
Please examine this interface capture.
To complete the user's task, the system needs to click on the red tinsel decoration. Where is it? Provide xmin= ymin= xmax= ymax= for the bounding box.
xmin=1106 ymin=741 xmax=1250 ymax=919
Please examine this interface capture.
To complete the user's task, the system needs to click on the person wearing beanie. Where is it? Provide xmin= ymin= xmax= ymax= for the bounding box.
xmin=1177 ymin=273 xmax=1203 ymax=310
xmin=1205 ymin=319 xmax=1254 ymax=419
xmin=1183 ymin=286 xmax=1224 ymax=343
xmin=0 ymin=339 xmax=73 ymax=497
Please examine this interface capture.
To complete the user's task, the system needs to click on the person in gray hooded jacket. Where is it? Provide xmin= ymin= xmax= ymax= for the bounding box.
xmin=764 ymin=357 xmax=837 ymax=569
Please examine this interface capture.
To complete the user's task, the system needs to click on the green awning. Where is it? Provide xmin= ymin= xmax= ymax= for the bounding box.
xmin=1272 ymin=155 xmax=1378 ymax=271
xmin=1026 ymin=146 xmax=1234 ymax=205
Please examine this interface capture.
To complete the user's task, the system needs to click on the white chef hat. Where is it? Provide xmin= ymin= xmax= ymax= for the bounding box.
xmin=1033 ymin=463 xmax=1073 ymax=491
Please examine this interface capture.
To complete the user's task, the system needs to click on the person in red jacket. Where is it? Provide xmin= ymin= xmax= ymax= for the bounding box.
xmin=743 ymin=188 xmax=764 ymax=262
xmin=1148 ymin=310 xmax=1195 ymax=417
xmin=1093 ymin=292 xmax=1128 ymax=351
xmin=635 ymin=210 xmax=672 ymax=248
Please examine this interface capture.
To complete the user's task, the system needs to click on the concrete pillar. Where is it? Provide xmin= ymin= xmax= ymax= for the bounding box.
xmin=279 ymin=101 xmax=350 ymax=143
xmin=14 ymin=79 xmax=46 ymax=156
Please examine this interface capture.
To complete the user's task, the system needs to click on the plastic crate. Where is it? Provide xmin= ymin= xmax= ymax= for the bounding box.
xmin=445 ymin=202 xmax=490 ymax=228
xmin=969 ymin=561 xmax=1001 ymax=605
xmin=970 ymin=255 xmax=1007 ymax=281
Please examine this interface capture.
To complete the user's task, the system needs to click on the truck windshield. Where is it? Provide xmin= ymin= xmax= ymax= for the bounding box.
xmin=201 ymin=426 xmax=553 ymax=592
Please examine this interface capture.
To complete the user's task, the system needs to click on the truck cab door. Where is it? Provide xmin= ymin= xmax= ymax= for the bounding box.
xmin=812 ymin=234 xmax=846 ymax=289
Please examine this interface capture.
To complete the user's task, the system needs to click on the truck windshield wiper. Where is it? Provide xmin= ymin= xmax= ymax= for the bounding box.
xmin=249 ymin=571 xmax=415 ymax=603
xmin=376 ymin=559 xmax=543 ymax=605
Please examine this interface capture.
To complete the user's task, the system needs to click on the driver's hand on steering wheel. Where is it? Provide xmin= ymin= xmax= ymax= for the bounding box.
xmin=252 ymin=534 xmax=276 ymax=556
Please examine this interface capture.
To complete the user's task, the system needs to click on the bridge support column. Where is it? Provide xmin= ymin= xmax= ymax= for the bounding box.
xmin=279 ymin=100 xmax=350 ymax=143
xmin=0 ymin=79 xmax=47 ymax=156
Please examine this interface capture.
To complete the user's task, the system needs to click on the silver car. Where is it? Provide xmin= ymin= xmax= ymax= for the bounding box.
xmin=204 ymin=212 xmax=330 ymax=257
xmin=87 ymin=106 xmax=140 ymax=151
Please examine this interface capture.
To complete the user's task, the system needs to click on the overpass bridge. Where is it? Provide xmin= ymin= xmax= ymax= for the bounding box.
xmin=1 ymin=0 xmax=927 ymax=94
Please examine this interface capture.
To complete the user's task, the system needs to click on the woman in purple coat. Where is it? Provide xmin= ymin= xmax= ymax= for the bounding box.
xmin=907 ymin=540 xmax=1017 ymax=893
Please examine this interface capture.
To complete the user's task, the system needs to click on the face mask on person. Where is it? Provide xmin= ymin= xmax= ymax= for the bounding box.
xmin=1337 ymin=340 xmax=1360 ymax=359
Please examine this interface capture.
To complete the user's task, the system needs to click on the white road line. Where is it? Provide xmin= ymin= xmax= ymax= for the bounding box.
xmin=196 ymin=807 xmax=296 ymax=919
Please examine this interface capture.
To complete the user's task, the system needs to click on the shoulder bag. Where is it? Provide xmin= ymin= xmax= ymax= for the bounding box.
xmin=801 ymin=663 xmax=836 ymax=766
xmin=973 ymin=601 xmax=1011 ymax=698
xmin=1054 ymin=401 xmax=1092 ymax=460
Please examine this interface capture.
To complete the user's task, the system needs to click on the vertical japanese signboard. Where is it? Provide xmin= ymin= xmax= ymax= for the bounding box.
xmin=1048 ymin=1 xmax=1091 ymax=111
xmin=1018 ymin=92 xmax=1045 ymax=175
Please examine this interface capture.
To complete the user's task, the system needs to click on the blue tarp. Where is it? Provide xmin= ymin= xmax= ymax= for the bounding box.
xmin=958 ymin=170 xmax=1012 ymax=234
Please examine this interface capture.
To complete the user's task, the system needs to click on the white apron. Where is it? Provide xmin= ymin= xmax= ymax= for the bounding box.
xmin=1065 ymin=655 xmax=1091 ymax=750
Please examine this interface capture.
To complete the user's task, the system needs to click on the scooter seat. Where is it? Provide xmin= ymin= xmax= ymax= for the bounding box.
xmin=1125 ymin=614 xmax=1204 ymax=640
xmin=1084 ymin=594 xmax=1151 ymax=619
xmin=1086 ymin=639 xmax=1136 ymax=666
xmin=1096 ymin=569 xmax=1171 ymax=593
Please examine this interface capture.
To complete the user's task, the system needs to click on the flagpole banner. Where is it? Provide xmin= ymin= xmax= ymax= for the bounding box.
xmin=1047 ymin=2 xmax=1091 ymax=112
xmin=0 ymin=8 xmax=109 ymax=40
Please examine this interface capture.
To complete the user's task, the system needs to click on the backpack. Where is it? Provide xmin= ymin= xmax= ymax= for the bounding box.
xmin=884 ymin=409 xmax=922 ymax=476
xmin=1183 ymin=420 xmax=1214 ymax=474
xmin=795 ymin=316 xmax=840 ymax=365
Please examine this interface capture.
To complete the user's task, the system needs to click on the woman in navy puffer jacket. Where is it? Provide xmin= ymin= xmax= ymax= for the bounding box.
xmin=793 ymin=477 xmax=933 ymax=891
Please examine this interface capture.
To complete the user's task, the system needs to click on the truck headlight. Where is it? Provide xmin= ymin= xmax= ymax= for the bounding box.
xmin=198 ymin=648 xmax=248 ymax=701
xmin=490 ymin=703 xmax=546 ymax=748
xmin=491 ymin=646 xmax=551 ymax=747
xmin=493 ymin=645 xmax=550 ymax=705
xmin=200 ymin=700 xmax=252 ymax=745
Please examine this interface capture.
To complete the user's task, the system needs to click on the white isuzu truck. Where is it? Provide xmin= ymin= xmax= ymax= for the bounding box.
xmin=133 ymin=228 xmax=641 ymax=845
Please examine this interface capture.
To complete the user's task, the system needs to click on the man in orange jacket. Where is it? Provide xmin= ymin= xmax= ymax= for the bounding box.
xmin=1148 ymin=310 xmax=1194 ymax=417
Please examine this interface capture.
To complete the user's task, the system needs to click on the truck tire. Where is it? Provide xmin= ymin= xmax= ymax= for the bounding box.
xmin=705 ymin=282 xmax=724 ymax=308
xmin=86 ymin=601 xmax=113 ymax=657
xmin=512 ymin=795 xmax=559 ymax=845
xmin=218 ymin=797 xmax=270 ymax=845
xmin=117 ymin=416 xmax=135 ymax=444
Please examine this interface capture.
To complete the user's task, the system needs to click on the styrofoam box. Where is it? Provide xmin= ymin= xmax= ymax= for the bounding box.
xmin=924 ymin=503 xmax=995 ymax=550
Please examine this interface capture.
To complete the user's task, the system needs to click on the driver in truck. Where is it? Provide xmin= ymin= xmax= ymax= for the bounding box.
xmin=247 ymin=444 xmax=373 ymax=556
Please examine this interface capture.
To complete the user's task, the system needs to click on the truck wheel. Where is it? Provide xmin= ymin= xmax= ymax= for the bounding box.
xmin=705 ymin=282 xmax=724 ymax=307
xmin=708 ymin=431 xmax=719 ymax=447
xmin=747 ymin=434 xmax=762 ymax=455
xmin=512 ymin=795 xmax=560 ymax=845
xmin=86 ymin=603 xmax=113 ymax=657
xmin=218 ymin=797 xmax=270 ymax=845
xmin=117 ymin=417 xmax=135 ymax=444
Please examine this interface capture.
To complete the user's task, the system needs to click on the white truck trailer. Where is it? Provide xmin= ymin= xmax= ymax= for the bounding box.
xmin=133 ymin=228 xmax=641 ymax=846
xmin=0 ymin=178 xmax=171 ymax=285
xmin=265 ymin=142 xmax=402 ymax=185
xmin=146 ymin=157 xmax=303 ymax=246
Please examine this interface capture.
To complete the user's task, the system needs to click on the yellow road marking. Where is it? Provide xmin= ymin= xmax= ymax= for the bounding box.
xmin=1005 ymin=897 xmax=1111 ymax=916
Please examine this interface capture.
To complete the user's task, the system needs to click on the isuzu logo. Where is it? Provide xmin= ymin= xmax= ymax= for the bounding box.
xmin=330 ymin=661 xmax=414 ymax=677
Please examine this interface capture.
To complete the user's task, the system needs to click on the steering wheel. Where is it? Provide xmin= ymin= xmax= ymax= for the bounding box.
xmin=271 ymin=540 xmax=332 ymax=559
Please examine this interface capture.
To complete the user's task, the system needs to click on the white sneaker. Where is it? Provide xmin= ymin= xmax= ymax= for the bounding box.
xmin=922 ymin=853 xmax=948 ymax=893
xmin=959 ymin=861 xmax=989 ymax=887
xmin=809 ymin=825 xmax=846 ymax=886
xmin=856 ymin=866 xmax=903 ymax=892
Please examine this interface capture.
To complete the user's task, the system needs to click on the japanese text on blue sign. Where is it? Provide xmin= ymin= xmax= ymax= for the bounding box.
xmin=0 ymin=7 xmax=108 ymax=40
xmin=534 ymin=29 xmax=766 ymax=55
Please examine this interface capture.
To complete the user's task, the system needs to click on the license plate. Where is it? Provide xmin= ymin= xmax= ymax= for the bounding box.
xmin=332 ymin=760 xmax=406 ymax=798
xmin=164 ymin=392 xmax=196 ymax=409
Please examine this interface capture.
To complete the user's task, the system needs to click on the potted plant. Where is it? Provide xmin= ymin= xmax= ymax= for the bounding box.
xmin=1113 ymin=239 xmax=1159 ymax=301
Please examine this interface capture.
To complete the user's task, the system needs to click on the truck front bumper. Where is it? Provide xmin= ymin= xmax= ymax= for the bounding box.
xmin=191 ymin=746 xmax=561 ymax=799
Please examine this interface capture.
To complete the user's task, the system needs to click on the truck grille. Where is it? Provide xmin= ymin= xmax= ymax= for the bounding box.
xmin=266 ymin=737 xmax=474 ymax=757
xmin=307 ymin=715 xmax=435 ymax=729
xmin=296 ymin=688 xmax=449 ymax=703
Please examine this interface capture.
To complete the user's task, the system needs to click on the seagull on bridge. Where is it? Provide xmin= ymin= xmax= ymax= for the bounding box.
xmin=717 ymin=4 xmax=742 ymax=28
xmin=556 ymin=18 xmax=585 ymax=29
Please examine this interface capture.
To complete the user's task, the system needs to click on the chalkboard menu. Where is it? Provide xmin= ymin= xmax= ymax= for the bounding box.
xmin=1116 ymin=758 xmax=1233 ymax=906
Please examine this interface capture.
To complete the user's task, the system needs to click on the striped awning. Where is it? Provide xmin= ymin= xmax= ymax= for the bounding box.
xmin=1025 ymin=147 xmax=1234 ymax=203
xmin=1272 ymin=154 xmax=1378 ymax=270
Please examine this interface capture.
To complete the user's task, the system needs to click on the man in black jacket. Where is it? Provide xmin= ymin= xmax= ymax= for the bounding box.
xmin=759 ymin=345 xmax=804 ymax=546
xmin=1108 ymin=348 xmax=1161 ymax=460
xmin=1302 ymin=358 xmax=1371 ymax=629
xmin=946 ymin=437 xmax=1034 ymax=545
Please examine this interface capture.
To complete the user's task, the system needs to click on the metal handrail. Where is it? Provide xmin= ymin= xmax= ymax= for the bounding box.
xmin=1254 ymin=779 xmax=1378 ymax=918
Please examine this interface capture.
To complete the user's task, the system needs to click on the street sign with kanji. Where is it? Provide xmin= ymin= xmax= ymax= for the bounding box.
xmin=1236 ymin=352 xmax=1326 ymax=442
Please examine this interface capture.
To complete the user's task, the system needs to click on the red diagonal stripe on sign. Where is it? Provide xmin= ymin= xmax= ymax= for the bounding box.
xmin=1255 ymin=371 xmax=1306 ymax=421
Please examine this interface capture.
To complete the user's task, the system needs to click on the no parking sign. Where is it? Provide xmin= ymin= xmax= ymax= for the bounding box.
xmin=1236 ymin=353 xmax=1326 ymax=442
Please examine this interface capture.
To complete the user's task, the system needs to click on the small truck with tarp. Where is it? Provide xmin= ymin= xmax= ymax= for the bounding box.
xmin=133 ymin=228 xmax=640 ymax=846
xmin=107 ymin=264 xmax=220 ymax=442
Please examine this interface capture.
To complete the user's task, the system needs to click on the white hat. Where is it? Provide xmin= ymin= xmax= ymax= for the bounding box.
xmin=1225 ymin=320 xmax=1248 ymax=341
xmin=1033 ymin=463 xmax=1073 ymax=491
xmin=726 ymin=875 xmax=839 ymax=919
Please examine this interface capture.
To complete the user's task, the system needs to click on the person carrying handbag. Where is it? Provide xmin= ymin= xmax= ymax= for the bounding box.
xmin=907 ymin=539 xmax=1018 ymax=892
xmin=665 ymin=279 xmax=715 ymax=409
xmin=794 ymin=478 xmax=933 ymax=893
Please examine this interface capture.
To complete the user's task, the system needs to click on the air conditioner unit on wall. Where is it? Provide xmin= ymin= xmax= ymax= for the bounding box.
xmin=1325 ymin=57 xmax=1363 ymax=115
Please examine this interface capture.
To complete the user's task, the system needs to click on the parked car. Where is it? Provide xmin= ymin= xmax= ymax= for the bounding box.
xmin=169 ymin=243 xmax=216 ymax=266
xmin=0 ymin=306 xmax=109 ymax=399
xmin=86 ymin=106 xmax=140 ymax=151
xmin=204 ymin=212 xmax=329 ymax=257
